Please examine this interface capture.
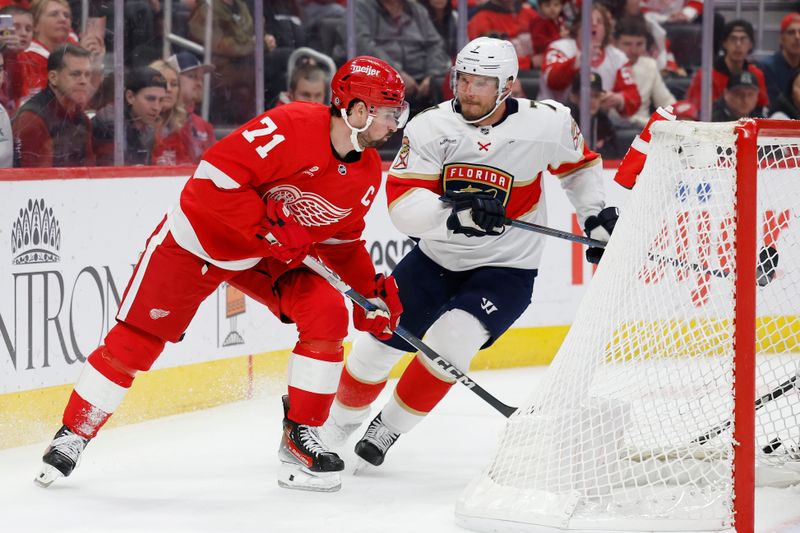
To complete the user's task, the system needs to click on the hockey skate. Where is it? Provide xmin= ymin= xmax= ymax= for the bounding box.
xmin=354 ymin=413 xmax=400 ymax=467
xmin=318 ymin=408 xmax=369 ymax=448
xmin=34 ymin=425 xmax=90 ymax=488
xmin=278 ymin=395 xmax=345 ymax=492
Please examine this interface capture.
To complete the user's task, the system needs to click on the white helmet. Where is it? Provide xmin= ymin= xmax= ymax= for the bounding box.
xmin=453 ymin=37 xmax=518 ymax=123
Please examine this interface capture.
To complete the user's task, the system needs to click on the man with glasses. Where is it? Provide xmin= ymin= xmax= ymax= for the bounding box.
xmin=321 ymin=37 xmax=616 ymax=469
xmin=685 ymin=19 xmax=769 ymax=114
xmin=35 ymin=56 xmax=407 ymax=493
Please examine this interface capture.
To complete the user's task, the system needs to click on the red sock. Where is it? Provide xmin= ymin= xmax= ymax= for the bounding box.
xmin=395 ymin=357 xmax=454 ymax=415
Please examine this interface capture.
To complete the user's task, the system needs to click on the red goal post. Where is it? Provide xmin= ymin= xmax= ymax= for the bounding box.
xmin=456 ymin=119 xmax=800 ymax=533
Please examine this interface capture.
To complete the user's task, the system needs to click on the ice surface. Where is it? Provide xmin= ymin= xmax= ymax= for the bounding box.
xmin=1 ymin=367 xmax=799 ymax=533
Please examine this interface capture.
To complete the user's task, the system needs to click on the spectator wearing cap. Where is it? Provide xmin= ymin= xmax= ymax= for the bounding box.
xmin=614 ymin=16 xmax=676 ymax=128
xmin=12 ymin=42 xmax=94 ymax=167
xmin=712 ymin=71 xmax=765 ymax=122
xmin=566 ymin=72 xmax=621 ymax=160
xmin=167 ymin=51 xmax=216 ymax=163
xmin=92 ymin=66 xmax=166 ymax=166
xmin=686 ymin=19 xmax=769 ymax=114
xmin=759 ymin=12 xmax=800 ymax=110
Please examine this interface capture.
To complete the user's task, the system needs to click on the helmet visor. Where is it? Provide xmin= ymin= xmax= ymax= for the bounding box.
xmin=454 ymin=70 xmax=500 ymax=97
xmin=370 ymin=102 xmax=410 ymax=129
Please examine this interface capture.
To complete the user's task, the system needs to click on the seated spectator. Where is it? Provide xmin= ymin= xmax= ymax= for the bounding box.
xmin=686 ymin=19 xmax=768 ymax=114
xmin=531 ymin=0 xmax=567 ymax=68
xmin=18 ymin=0 xmax=104 ymax=102
xmin=769 ymin=68 xmax=800 ymax=120
xmin=420 ymin=0 xmax=458 ymax=57
xmin=759 ymin=12 xmax=800 ymax=111
xmin=711 ymin=71 xmax=764 ymax=122
xmin=167 ymin=51 xmax=216 ymax=163
xmin=640 ymin=0 xmax=703 ymax=24
xmin=273 ymin=61 xmax=328 ymax=107
xmin=92 ymin=67 xmax=166 ymax=166
xmin=540 ymin=3 xmax=640 ymax=118
xmin=0 ymin=5 xmax=32 ymax=112
xmin=0 ymin=52 xmax=12 ymax=167
xmin=149 ymin=58 xmax=191 ymax=166
xmin=12 ymin=43 xmax=94 ymax=167
xmin=468 ymin=0 xmax=538 ymax=70
xmin=615 ymin=16 xmax=676 ymax=127
xmin=355 ymin=0 xmax=450 ymax=111
xmin=188 ymin=0 xmax=255 ymax=125
xmin=566 ymin=71 xmax=621 ymax=159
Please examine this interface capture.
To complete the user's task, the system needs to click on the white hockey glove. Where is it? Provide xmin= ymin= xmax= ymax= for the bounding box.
xmin=583 ymin=207 xmax=619 ymax=264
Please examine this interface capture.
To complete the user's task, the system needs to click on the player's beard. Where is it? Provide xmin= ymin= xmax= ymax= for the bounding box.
xmin=459 ymin=98 xmax=496 ymax=122
xmin=357 ymin=130 xmax=394 ymax=149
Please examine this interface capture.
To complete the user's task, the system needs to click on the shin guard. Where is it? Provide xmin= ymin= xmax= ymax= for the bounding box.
xmin=287 ymin=343 xmax=344 ymax=426
xmin=382 ymin=356 xmax=454 ymax=434
xmin=63 ymin=347 xmax=135 ymax=439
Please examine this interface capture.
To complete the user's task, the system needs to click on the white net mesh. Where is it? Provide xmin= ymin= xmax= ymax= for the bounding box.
xmin=456 ymin=121 xmax=800 ymax=532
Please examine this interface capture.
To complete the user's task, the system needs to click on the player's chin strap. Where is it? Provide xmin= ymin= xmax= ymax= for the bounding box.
xmin=340 ymin=108 xmax=374 ymax=153
xmin=456 ymin=87 xmax=512 ymax=125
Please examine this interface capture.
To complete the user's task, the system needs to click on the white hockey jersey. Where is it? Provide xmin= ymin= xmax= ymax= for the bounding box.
xmin=386 ymin=98 xmax=605 ymax=272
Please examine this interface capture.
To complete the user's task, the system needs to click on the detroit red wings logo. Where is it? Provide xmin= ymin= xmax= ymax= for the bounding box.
xmin=264 ymin=184 xmax=352 ymax=226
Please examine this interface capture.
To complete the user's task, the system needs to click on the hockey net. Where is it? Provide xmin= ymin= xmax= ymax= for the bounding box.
xmin=456 ymin=120 xmax=800 ymax=533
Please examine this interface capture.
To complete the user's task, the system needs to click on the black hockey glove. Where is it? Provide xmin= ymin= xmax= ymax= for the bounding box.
xmin=583 ymin=206 xmax=619 ymax=264
xmin=756 ymin=246 xmax=779 ymax=287
xmin=443 ymin=191 xmax=507 ymax=237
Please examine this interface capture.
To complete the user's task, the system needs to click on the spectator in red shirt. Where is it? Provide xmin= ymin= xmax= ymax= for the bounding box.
xmin=167 ymin=51 xmax=217 ymax=163
xmin=685 ymin=19 xmax=769 ymax=115
xmin=12 ymin=43 xmax=94 ymax=167
xmin=531 ymin=0 xmax=567 ymax=68
xmin=0 ymin=5 xmax=32 ymax=112
xmin=18 ymin=0 xmax=104 ymax=103
xmin=540 ymin=4 xmax=641 ymax=117
xmin=150 ymin=58 xmax=192 ymax=166
xmin=468 ymin=0 xmax=538 ymax=70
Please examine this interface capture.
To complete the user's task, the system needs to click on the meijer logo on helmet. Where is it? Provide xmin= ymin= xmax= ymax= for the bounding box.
xmin=351 ymin=64 xmax=380 ymax=77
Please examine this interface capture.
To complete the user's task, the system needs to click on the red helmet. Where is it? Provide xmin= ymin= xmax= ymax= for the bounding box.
xmin=331 ymin=56 xmax=406 ymax=112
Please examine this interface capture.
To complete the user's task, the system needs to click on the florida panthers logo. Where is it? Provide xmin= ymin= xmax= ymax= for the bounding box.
xmin=264 ymin=184 xmax=352 ymax=226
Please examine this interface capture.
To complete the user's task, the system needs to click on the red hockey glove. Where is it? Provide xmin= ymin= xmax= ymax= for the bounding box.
xmin=258 ymin=200 xmax=312 ymax=265
xmin=352 ymin=274 xmax=403 ymax=340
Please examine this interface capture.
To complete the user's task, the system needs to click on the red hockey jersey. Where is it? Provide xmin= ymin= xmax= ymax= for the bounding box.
xmin=166 ymin=102 xmax=383 ymax=294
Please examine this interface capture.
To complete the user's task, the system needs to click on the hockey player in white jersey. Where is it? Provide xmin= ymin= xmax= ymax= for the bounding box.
xmin=321 ymin=37 xmax=619 ymax=467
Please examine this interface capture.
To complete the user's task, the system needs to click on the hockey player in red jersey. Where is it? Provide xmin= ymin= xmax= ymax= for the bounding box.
xmin=35 ymin=56 xmax=407 ymax=492
xmin=320 ymin=37 xmax=618 ymax=468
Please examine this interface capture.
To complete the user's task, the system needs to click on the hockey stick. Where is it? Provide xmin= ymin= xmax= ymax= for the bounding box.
xmin=501 ymin=216 xmax=778 ymax=285
xmin=300 ymin=255 xmax=519 ymax=418
xmin=692 ymin=373 xmax=799 ymax=446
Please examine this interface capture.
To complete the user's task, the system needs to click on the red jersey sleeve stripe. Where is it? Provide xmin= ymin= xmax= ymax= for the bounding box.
xmin=548 ymin=146 xmax=601 ymax=177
